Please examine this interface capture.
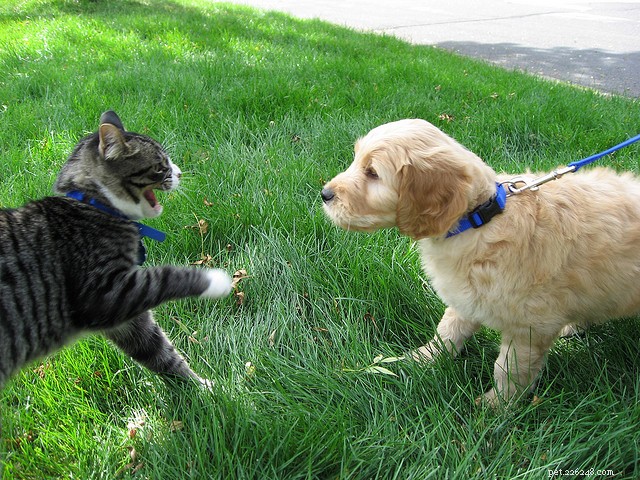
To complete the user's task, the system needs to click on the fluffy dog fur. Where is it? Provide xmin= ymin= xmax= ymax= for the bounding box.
xmin=321 ymin=118 xmax=640 ymax=406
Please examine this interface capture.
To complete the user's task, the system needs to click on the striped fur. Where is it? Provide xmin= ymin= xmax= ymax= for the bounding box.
xmin=0 ymin=111 xmax=231 ymax=388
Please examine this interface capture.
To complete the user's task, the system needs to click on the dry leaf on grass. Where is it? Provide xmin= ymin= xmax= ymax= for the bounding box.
xmin=231 ymin=269 xmax=248 ymax=288
xmin=116 ymin=447 xmax=144 ymax=477
xmin=531 ymin=395 xmax=543 ymax=406
xmin=234 ymin=291 xmax=245 ymax=306
xmin=232 ymin=269 xmax=249 ymax=306
xmin=185 ymin=218 xmax=208 ymax=235
xmin=190 ymin=253 xmax=212 ymax=266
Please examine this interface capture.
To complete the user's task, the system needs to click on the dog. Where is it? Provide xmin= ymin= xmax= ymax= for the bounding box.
xmin=321 ymin=118 xmax=640 ymax=406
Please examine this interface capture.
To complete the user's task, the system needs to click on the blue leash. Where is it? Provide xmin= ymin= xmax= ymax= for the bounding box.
xmin=506 ymin=133 xmax=640 ymax=195
xmin=568 ymin=133 xmax=640 ymax=171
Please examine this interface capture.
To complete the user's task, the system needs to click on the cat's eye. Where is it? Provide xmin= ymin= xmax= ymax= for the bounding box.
xmin=365 ymin=166 xmax=379 ymax=179
xmin=151 ymin=164 xmax=170 ymax=177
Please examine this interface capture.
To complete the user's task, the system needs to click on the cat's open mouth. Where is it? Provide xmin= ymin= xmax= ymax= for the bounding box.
xmin=143 ymin=189 xmax=162 ymax=213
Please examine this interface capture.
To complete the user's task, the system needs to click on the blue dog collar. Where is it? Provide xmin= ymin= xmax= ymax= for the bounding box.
xmin=446 ymin=182 xmax=506 ymax=238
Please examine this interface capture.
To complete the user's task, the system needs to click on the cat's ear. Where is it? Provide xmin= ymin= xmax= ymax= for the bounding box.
xmin=98 ymin=123 xmax=128 ymax=160
xmin=99 ymin=110 xmax=125 ymax=131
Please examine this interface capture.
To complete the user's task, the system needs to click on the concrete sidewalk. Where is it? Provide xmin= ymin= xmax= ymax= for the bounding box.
xmin=227 ymin=0 xmax=640 ymax=97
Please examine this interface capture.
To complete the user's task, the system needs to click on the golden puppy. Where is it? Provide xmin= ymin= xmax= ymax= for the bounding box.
xmin=321 ymin=118 xmax=640 ymax=406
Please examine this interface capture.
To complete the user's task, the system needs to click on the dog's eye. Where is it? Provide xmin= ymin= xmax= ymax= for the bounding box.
xmin=365 ymin=166 xmax=379 ymax=179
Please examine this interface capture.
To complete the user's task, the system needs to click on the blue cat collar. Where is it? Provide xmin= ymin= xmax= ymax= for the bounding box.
xmin=446 ymin=183 xmax=506 ymax=238
xmin=66 ymin=191 xmax=166 ymax=243
xmin=136 ymin=222 xmax=166 ymax=242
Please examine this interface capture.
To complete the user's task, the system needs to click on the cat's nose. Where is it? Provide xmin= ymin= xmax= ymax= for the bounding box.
xmin=321 ymin=188 xmax=335 ymax=203
xmin=170 ymin=160 xmax=182 ymax=179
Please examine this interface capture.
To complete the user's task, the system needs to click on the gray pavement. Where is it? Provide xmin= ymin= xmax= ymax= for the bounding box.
xmin=226 ymin=0 xmax=640 ymax=97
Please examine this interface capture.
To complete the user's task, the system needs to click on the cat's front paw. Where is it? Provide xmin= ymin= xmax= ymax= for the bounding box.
xmin=200 ymin=269 xmax=233 ymax=299
xmin=197 ymin=376 xmax=214 ymax=391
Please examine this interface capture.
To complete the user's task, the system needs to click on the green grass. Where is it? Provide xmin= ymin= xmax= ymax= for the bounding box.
xmin=1 ymin=0 xmax=640 ymax=478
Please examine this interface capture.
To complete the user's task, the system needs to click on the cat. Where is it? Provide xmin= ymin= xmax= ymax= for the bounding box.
xmin=0 ymin=110 xmax=232 ymax=389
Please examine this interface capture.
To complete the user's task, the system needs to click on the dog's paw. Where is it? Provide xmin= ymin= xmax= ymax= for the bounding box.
xmin=559 ymin=324 xmax=587 ymax=338
xmin=475 ymin=388 xmax=502 ymax=408
xmin=410 ymin=343 xmax=441 ymax=363
xmin=200 ymin=269 xmax=233 ymax=299
xmin=476 ymin=386 xmax=533 ymax=409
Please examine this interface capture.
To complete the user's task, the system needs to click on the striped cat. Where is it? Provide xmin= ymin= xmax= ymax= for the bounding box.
xmin=0 ymin=111 xmax=232 ymax=388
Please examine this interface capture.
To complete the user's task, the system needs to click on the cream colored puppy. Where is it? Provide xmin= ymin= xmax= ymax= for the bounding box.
xmin=321 ymin=118 xmax=640 ymax=406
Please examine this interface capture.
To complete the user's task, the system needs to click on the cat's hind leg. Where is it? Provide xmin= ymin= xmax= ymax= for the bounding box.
xmin=105 ymin=311 xmax=209 ymax=387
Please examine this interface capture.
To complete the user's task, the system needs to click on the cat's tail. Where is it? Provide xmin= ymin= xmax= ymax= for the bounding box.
xmin=200 ymin=269 xmax=233 ymax=299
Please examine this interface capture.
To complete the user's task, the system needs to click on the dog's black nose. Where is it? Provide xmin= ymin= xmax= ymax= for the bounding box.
xmin=321 ymin=188 xmax=335 ymax=203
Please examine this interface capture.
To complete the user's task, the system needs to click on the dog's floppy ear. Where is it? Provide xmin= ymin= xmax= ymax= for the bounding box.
xmin=396 ymin=156 xmax=470 ymax=239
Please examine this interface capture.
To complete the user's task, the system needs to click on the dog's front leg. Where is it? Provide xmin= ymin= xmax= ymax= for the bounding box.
xmin=411 ymin=306 xmax=481 ymax=361
xmin=480 ymin=331 xmax=554 ymax=407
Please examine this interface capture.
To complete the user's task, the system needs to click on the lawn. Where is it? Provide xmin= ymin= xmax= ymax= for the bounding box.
xmin=1 ymin=0 xmax=639 ymax=478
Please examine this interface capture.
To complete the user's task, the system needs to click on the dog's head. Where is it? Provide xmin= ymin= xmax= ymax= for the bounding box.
xmin=321 ymin=119 xmax=496 ymax=239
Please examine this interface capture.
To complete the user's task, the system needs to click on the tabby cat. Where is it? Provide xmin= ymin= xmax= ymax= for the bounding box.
xmin=0 ymin=111 xmax=232 ymax=388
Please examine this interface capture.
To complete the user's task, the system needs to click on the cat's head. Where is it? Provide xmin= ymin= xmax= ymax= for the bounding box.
xmin=54 ymin=110 xmax=181 ymax=220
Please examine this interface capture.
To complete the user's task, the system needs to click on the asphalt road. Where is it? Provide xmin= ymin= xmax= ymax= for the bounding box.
xmin=226 ymin=0 xmax=640 ymax=97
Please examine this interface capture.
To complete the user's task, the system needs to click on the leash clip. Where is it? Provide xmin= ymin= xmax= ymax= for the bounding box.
xmin=503 ymin=166 xmax=576 ymax=197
